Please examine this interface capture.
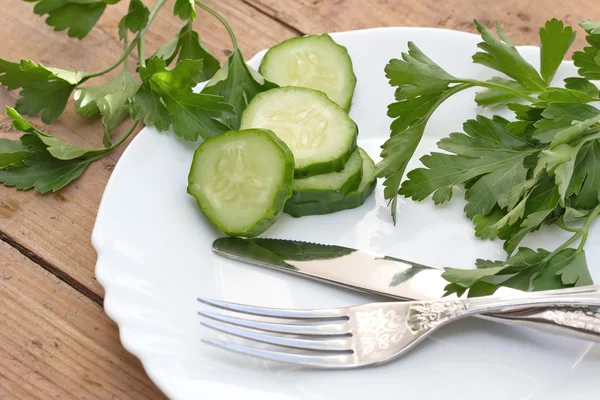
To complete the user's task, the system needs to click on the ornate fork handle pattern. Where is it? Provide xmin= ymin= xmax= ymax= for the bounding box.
xmin=354 ymin=300 xmax=471 ymax=357
xmin=536 ymin=307 xmax=600 ymax=333
xmin=407 ymin=300 xmax=470 ymax=332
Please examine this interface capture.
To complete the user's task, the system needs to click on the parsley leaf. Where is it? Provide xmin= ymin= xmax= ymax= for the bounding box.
xmin=533 ymin=102 xmax=600 ymax=145
xmin=6 ymin=106 xmax=106 ymax=160
xmin=376 ymin=84 xmax=474 ymax=223
xmin=153 ymin=23 xmax=220 ymax=81
xmin=567 ymin=139 xmax=600 ymax=209
xmin=175 ymin=23 xmax=220 ymax=80
xmin=573 ymin=21 xmax=600 ymax=79
xmin=74 ymin=71 xmax=140 ymax=145
xmin=537 ymin=87 xmax=598 ymax=103
xmin=503 ymin=177 xmax=560 ymax=254
xmin=539 ymin=19 xmax=576 ymax=85
xmin=0 ymin=139 xmax=29 ymax=168
xmin=0 ymin=143 xmax=103 ymax=193
xmin=573 ymin=48 xmax=600 ymax=79
xmin=29 ymin=0 xmax=114 ymax=39
xmin=400 ymin=116 xmax=535 ymax=217
xmin=564 ymin=77 xmax=600 ymax=98
xmin=535 ymin=143 xmax=581 ymax=202
xmin=375 ymin=42 xmax=476 ymax=222
xmin=17 ymin=80 xmax=73 ymax=124
xmin=118 ymin=0 xmax=150 ymax=40
xmin=202 ymin=49 xmax=277 ymax=129
xmin=443 ymin=246 xmax=592 ymax=296
xmin=473 ymin=20 xmax=546 ymax=91
xmin=0 ymin=107 xmax=128 ymax=193
xmin=580 ymin=21 xmax=600 ymax=34
xmin=132 ymin=57 xmax=232 ymax=140
xmin=376 ymin=123 xmax=424 ymax=220
xmin=554 ymin=249 xmax=592 ymax=286
xmin=384 ymin=42 xmax=457 ymax=98
xmin=376 ymin=23 xmax=547 ymax=218
xmin=0 ymin=59 xmax=90 ymax=123
xmin=174 ymin=0 xmax=197 ymax=21
xmin=474 ymin=78 xmax=532 ymax=107
xmin=130 ymin=82 xmax=171 ymax=131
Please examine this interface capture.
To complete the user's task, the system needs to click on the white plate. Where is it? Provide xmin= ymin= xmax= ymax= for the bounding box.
xmin=93 ymin=27 xmax=600 ymax=400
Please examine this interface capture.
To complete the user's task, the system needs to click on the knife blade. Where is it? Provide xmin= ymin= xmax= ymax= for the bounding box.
xmin=213 ymin=237 xmax=600 ymax=342
xmin=213 ymin=236 xmax=453 ymax=300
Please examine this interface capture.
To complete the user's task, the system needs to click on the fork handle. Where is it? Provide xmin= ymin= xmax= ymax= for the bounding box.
xmin=460 ymin=288 xmax=600 ymax=340
xmin=378 ymin=283 xmax=600 ymax=342
xmin=480 ymin=306 xmax=600 ymax=342
xmin=477 ymin=284 xmax=600 ymax=342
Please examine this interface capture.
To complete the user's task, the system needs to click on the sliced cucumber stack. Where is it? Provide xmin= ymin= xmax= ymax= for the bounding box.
xmin=188 ymin=34 xmax=373 ymax=235
xmin=188 ymin=129 xmax=294 ymax=237
xmin=290 ymin=148 xmax=363 ymax=203
xmin=259 ymin=34 xmax=356 ymax=111
xmin=285 ymin=148 xmax=377 ymax=218
xmin=240 ymin=86 xmax=357 ymax=178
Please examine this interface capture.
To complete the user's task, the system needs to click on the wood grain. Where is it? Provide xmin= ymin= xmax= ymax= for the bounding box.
xmin=0 ymin=0 xmax=298 ymax=297
xmin=246 ymin=0 xmax=600 ymax=54
xmin=0 ymin=241 xmax=167 ymax=399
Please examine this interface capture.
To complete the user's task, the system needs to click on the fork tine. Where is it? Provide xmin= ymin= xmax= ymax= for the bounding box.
xmin=201 ymin=319 xmax=353 ymax=351
xmin=197 ymin=298 xmax=346 ymax=319
xmin=202 ymin=338 xmax=355 ymax=368
xmin=198 ymin=311 xmax=350 ymax=336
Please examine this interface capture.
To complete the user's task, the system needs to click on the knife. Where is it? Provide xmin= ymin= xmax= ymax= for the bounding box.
xmin=213 ymin=237 xmax=600 ymax=342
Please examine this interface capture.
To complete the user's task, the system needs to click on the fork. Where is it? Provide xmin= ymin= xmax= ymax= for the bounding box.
xmin=198 ymin=288 xmax=600 ymax=368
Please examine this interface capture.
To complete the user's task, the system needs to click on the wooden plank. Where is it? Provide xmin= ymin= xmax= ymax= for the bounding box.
xmin=0 ymin=241 xmax=166 ymax=399
xmin=245 ymin=0 xmax=600 ymax=51
xmin=0 ymin=0 xmax=298 ymax=297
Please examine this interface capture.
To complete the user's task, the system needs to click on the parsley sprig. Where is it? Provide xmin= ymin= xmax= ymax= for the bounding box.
xmin=379 ymin=19 xmax=600 ymax=295
xmin=0 ymin=0 xmax=274 ymax=193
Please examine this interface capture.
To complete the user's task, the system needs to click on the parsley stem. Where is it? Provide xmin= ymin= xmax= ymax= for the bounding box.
xmin=544 ymin=202 xmax=600 ymax=260
xmin=145 ymin=0 xmax=167 ymax=33
xmin=577 ymin=202 xmax=600 ymax=250
xmin=138 ymin=40 xmax=146 ymax=68
xmin=109 ymin=120 xmax=139 ymax=150
xmin=544 ymin=232 xmax=583 ymax=262
xmin=462 ymin=79 xmax=538 ymax=103
xmin=123 ymin=35 xmax=130 ymax=71
xmin=557 ymin=217 xmax=580 ymax=233
xmin=83 ymin=38 xmax=139 ymax=81
xmin=63 ymin=120 xmax=139 ymax=157
xmin=195 ymin=1 xmax=238 ymax=50
xmin=137 ymin=0 xmax=167 ymax=69
xmin=80 ymin=0 xmax=167 ymax=81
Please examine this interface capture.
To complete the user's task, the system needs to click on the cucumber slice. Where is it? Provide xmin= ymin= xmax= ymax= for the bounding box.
xmin=240 ymin=86 xmax=358 ymax=178
xmin=188 ymin=129 xmax=294 ymax=237
xmin=259 ymin=34 xmax=356 ymax=111
xmin=284 ymin=148 xmax=376 ymax=217
xmin=290 ymin=148 xmax=363 ymax=203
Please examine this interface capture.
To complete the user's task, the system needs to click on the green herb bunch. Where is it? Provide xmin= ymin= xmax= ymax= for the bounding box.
xmin=377 ymin=19 xmax=600 ymax=295
xmin=0 ymin=0 xmax=275 ymax=192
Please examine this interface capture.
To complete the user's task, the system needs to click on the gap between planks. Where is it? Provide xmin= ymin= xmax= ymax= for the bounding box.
xmin=241 ymin=0 xmax=306 ymax=36
xmin=0 ymin=230 xmax=103 ymax=307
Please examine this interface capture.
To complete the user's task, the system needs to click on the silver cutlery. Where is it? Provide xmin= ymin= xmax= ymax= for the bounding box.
xmin=199 ymin=289 xmax=600 ymax=368
xmin=213 ymin=237 xmax=600 ymax=342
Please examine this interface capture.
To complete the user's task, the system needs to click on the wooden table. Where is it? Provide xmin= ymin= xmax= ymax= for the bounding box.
xmin=1 ymin=1 xmax=598 ymax=398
